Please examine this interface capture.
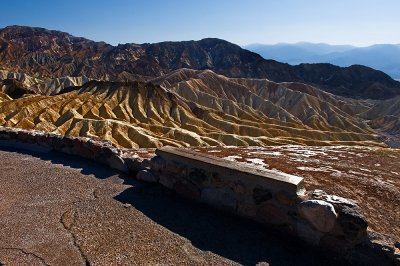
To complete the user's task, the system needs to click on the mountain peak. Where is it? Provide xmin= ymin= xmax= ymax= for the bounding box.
xmin=0 ymin=25 xmax=399 ymax=99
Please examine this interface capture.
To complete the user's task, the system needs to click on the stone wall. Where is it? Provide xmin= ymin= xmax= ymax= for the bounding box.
xmin=0 ymin=126 xmax=398 ymax=265
xmin=0 ymin=126 xmax=144 ymax=175
xmin=148 ymin=148 xmax=365 ymax=252
xmin=148 ymin=147 xmax=399 ymax=265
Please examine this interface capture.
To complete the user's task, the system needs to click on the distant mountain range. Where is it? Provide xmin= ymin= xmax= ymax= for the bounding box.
xmin=245 ymin=43 xmax=400 ymax=80
xmin=1 ymin=26 xmax=400 ymax=99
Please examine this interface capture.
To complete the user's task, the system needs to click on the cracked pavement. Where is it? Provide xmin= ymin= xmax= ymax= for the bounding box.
xmin=0 ymin=148 xmax=346 ymax=265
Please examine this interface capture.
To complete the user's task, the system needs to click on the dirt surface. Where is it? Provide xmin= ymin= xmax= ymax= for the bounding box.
xmin=193 ymin=146 xmax=400 ymax=239
xmin=0 ymin=148 xmax=348 ymax=266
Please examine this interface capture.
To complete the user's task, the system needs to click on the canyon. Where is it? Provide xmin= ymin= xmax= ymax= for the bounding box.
xmin=0 ymin=25 xmax=399 ymax=265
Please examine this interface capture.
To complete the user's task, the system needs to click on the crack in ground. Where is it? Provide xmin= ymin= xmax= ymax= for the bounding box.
xmin=60 ymin=209 xmax=91 ymax=266
xmin=0 ymin=247 xmax=50 ymax=266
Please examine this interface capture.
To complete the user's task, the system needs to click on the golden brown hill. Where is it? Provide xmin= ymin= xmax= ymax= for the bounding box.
xmin=0 ymin=71 xmax=385 ymax=148
xmin=152 ymin=69 xmax=374 ymax=133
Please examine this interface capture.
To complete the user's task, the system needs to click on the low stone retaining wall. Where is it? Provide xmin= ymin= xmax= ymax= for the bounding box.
xmin=148 ymin=148 xmax=368 ymax=257
xmin=147 ymin=147 xmax=399 ymax=265
xmin=0 ymin=126 xmax=144 ymax=175
xmin=0 ymin=126 xmax=398 ymax=265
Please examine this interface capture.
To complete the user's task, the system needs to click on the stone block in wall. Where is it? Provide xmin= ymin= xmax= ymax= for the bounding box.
xmin=298 ymin=200 xmax=338 ymax=233
xmin=124 ymin=156 xmax=144 ymax=175
xmin=187 ymin=167 xmax=208 ymax=186
xmin=173 ymin=181 xmax=201 ymax=201
xmin=253 ymin=187 xmax=273 ymax=205
xmin=165 ymin=160 xmax=187 ymax=177
xmin=107 ymin=154 xmax=129 ymax=174
xmin=236 ymin=201 xmax=257 ymax=218
xmin=16 ymin=130 xmax=34 ymax=143
xmin=47 ymin=133 xmax=65 ymax=151
xmin=275 ymin=190 xmax=298 ymax=206
xmin=83 ymin=140 xmax=103 ymax=159
xmin=201 ymin=187 xmax=237 ymax=211
xmin=150 ymin=156 xmax=166 ymax=173
xmin=0 ymin=132 xmax=11 ymax=140
xmin=72 ymin=137 xmax=95 ymax=159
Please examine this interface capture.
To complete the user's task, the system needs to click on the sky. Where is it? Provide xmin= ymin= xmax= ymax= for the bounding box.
xmin=1 ymin=0 xmax=399 ymax=46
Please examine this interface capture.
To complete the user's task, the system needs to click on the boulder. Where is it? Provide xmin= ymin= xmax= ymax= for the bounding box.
xmin=150 ymin=156 xmax=166 ymax=173
xmin=107 ymin=154 xmax=129 ymax=173
xmin=335 ymin=204 xmax=368 ymax=241
xmin=296 ymin=219 xmax=323 ymax=245
xmin=124 ymin=156 xmax=143 ymax=175
xmin=136 ymin=170 xmax=158 ymax=183
xmin=298 ymin=200 xmax=337 ymax=233
xmin=309 ymin=190 xmax=368 ymax=240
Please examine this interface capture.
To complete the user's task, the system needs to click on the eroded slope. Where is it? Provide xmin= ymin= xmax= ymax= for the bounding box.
xmin=0 ymin=71 xmax=385 ymax=148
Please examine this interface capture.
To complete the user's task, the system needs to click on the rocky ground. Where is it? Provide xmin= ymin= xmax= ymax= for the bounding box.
xmin=0 ymin=148 xmax=349 ymax=266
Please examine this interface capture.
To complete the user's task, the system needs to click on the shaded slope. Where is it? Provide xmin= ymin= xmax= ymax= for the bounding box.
xmin=361 ymin=96 xmax=400 ymax=138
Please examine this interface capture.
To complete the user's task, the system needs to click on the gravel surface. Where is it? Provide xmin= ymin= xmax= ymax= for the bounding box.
xmin=0 ymin=148 xmax=347 ymax=266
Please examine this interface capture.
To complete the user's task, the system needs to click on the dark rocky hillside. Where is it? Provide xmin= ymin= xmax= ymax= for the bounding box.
xmin=1 ymin=25 xmax=400 ymax=99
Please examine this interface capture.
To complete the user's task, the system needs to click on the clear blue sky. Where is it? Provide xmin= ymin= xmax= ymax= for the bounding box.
xmin=1 ymin=0 xmax=399 ymax=46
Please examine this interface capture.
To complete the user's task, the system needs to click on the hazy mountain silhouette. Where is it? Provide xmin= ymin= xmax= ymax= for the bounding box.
xmin=246 ymin=43 xmax=400 ymax=80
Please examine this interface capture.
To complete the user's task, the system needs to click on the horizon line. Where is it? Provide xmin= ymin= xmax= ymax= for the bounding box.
xmin=2 ymin=24 xmax=400 ymax=48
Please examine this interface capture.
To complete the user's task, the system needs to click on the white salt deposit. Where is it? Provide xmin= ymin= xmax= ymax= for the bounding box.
xmin=249 ymin=151 xmax=282 ymax=156
xmin=223 ymin=155 xmax=242 ymax=161
xmin=245 ymin=158 xmax=269 ymax=169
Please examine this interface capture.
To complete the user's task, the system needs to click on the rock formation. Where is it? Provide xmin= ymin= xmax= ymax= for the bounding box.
xmin=0 ymin=70 xmax=390 ymax=148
